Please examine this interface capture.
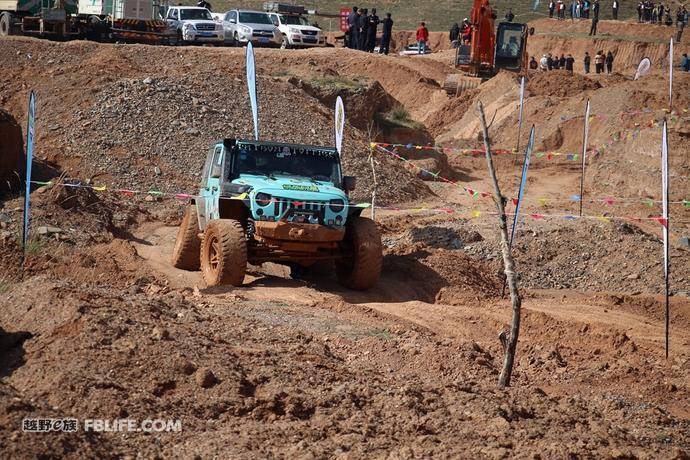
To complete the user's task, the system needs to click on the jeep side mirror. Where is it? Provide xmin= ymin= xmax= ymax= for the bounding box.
xmin=210 ymin=164 xmax=222 ymax=179
xmin=343 ymin=176 xmax=356 ymax=192
xmin=529 ymin=27 xmax=535 ymax=36
xmin=229 ymin=18 xmax=236 ymax=23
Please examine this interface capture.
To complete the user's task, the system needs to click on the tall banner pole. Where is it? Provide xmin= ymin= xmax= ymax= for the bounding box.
xmin=246 ymin=42 xmax=259 ymax=141
xmin=579 ymin=99 xmax=591 ymax=217
xmin=501 ymin=125 xmax=534 ymax=298
xmin=668 ymin=38 xmax=673 ymax=112
xmin=516 ymin=76 xmax=525 ymax=153
xmin=661 ymin=119 xmax=670 ymax=358
xmin=22 ymin=90 xmax=36 ymax=266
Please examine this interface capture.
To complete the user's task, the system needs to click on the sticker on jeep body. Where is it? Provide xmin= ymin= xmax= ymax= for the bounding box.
xmin=282 ymin=184 xmax=319 ymax=192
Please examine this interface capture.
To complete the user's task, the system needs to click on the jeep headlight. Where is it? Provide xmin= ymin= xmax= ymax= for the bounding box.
xmin=215 ymin=22 xmax=222 ymax=30
xmin=183 ymin=23 xmax=196 ymax=30
xmin=288 ymin=26 xmax=300 ymax=34
xmin=329 ymin=199 xmax=345 ymax=212
xmin=255 ymin=192 xmax=272 ymax=206
xmin=240 ymin=25 xmax=251 ymax=34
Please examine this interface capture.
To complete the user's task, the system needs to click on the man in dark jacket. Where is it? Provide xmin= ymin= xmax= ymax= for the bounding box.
xmin=584 ymin=51 xmax=591 ymax=73
xmin=379 ymin=12 xmax=393 ymax=55
xmin=565 ymin=53 xmax=575 ymax=73
xmin=589 ymin=0 xmax=599 ymax=35
xmin=559 ymin=54 xmax=566 ymax=68
xmin=547 ymin=54 xmax=554 ymax=70
xmin=505 ymin=8 xmax=515 ymax=21
xmin=605 ymin=51 xmax=614 ymax=73
xmin=449 ymin=22 xmax=460 ymax=44
xmin=612 ymin=0 xmax=619 ymax=19
xmin=347 ymin=7 xmax=359 ymax=49
xmin=358 ymin=8 xmax=369 ymax=50
xmin=197 ymin=0 xmax=211 ymax=10
xmin=366 ymin=8 xmax=379 ymax=52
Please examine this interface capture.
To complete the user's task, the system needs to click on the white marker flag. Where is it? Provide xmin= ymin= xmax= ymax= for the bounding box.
xmin=578 ymin=99 xmax=591 ymax=216
xmin=634 ymin=57 xmax=651 ymax=80
xmin=335 ymin=96 xmax=345 ymax=154
xmin=246 ymin=42 xmax=259 ymax=140
xmin=662 ymin=118 xmax=670 ymax=358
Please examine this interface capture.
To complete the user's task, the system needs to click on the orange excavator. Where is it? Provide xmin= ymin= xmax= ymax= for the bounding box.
xmin=443 ymin=0 xmax=531 ymax=95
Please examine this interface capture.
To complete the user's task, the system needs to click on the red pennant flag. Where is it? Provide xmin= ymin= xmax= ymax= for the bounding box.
xmin=653 ymin=216 xmax=668 ymax=228
xmin=512 ymin=198 xmax=519 ymax=206
xmin=530 ymin=213 xmax=545 ymax=220
xmin=439 ymin=208 xmax=455 ymax=214
xmin=603 ymin=197 xmax=615 ymax=205
xmin=118 ymin=189 xmax=137 ymax=197
xmin=467 ymin=188 xmax=474 ymax=196
xmin=547 ymin=153 xmax=553 ymax=160
xmin=481 ymin=192 xmax=491 ymax=198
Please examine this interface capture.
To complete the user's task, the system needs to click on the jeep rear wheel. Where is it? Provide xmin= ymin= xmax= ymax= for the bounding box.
xmin=201 ymin=219 xmax=247 ymax=287
xmin=336 ymin=217 xmax=382 ymax=290
xmin=171 ymin=204 xmax=201 ymax=270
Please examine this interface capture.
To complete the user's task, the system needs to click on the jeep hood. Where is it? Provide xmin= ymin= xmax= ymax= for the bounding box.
xmin=234 ymin=176 xmax=346 ymax=200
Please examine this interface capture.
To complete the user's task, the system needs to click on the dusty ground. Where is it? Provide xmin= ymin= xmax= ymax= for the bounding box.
xmin=1 ymin=18 xmax=689 ymax=459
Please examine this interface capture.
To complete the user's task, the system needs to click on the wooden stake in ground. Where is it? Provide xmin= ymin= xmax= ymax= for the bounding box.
xmin=476 ymin=100 xmax=523 ymax=388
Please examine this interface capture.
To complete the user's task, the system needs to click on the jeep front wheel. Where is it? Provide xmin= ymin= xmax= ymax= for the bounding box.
xmin=201 ymin=219 xmax=247 ymax=287
xmin=336 ymin=217 xmax=382 ymax=290
xmin=171 ymin=204 xmax=201 ymax=270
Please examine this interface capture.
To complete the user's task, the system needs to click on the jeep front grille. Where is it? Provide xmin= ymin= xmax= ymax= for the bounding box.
xmin=274 ymin=198 xmax=326 ymax=224
xmin=196 ymin=24 xmax=215 ymax=31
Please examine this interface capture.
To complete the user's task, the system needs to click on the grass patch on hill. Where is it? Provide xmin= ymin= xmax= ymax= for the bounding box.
xmin=309 ymin=75 xmax=367 ymax=92
xmin=377 ymin=105 xmax=425 ymax=129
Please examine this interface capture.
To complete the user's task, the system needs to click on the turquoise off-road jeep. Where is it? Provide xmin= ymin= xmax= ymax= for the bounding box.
xmin=171 ymin=138 xmax=382 ymax=290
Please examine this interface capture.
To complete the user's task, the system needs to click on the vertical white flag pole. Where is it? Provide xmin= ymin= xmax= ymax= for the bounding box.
xmin=579 ymin=99 xmax=591 ymax=216
xmin=662 ymin=119 xmax=670 ymax=358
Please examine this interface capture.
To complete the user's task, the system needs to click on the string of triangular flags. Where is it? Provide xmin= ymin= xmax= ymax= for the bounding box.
xmin=373 ymin=145 xmax=689 ymax=210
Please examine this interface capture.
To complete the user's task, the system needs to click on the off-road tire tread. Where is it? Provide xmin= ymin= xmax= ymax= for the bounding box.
xmin=171 ymin=205 xmax=201 ymax=270
xmin=201 ymin=219 xmax=247 ymax=287
xmin=336 ymin=217 xmax=382 ymax=290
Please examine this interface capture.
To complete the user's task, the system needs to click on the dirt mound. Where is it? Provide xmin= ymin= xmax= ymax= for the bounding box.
xmin=526 ymin=70 xmax=602 ymax=98
xmin=288 ymin=75 xmax=397 ymax=130
xmin=0 ymin=108 xmax=24 ymax=192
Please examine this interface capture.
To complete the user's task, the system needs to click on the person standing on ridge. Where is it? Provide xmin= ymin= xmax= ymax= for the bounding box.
xmin=612 ymin=0 xmax=619 ymax=19
xmin=416 ymin=21 xmax=429 ymax=54
xmin=589 ymin=0 xmax=600 ymax=35
xmin=540 ymin=54 xmax=548 ymax=70
xmin=584 ymin=51 xmax=591 ymax=73
xmin=549 ymin=1 xmax=556 ymax=18
xmin=565 ymin=53 xmax=575 ymax=73
xmin=358 ymin=8 xmax=369 ymax=51
xmin=366 ymin=8 xmax=379 ymax=52
xmin=449 ymin=22 xmax=460 ymax=47
xmin=559 ymin=54 xmax=566 ymax=68
xmin=594 ymin=50 xmax=604 ymax=73
xmin=505 ymin=8 xmax=515 ymax=21
xmin=529 ymin=56 xmax=538 ymax=69
xmin=196 ymin=0 xmax=211 ymax=11
xmin=347 ymin=7 xmax=359 ymax=49
xmin=379 ymin=13 xmax=393 ymax=55
xmin=605 ymin=51 xmax=614 ymax=73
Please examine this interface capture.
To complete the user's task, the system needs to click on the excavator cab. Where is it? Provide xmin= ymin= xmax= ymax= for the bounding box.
xmin=494 ymin=22 xmax=527 ymax=72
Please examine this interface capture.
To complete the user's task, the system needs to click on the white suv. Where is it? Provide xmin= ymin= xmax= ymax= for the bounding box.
xmin=165 ymin=6 xmax=224 ymax=45
xmin=267 ymin=12 xmax=325 ymax=49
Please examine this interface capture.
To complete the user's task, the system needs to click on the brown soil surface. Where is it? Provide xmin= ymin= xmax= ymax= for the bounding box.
xmin=1 ymin=21 xmax=690 ymax=458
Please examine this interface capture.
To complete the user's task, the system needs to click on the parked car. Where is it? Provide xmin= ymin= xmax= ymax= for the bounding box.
xmin=267 ymin=11 xmax=326 ymax=49
xmin=165 ymin=6 xmax=224 ymax=45
xmin=220 ymin=9 xmax=280 ymax=47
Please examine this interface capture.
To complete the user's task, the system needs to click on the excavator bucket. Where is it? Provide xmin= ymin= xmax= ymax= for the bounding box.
xmin=442 ymin=74 xmax=483 ymax=96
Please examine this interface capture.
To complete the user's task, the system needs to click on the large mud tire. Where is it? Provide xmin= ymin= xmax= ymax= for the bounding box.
xmin=171 ymin=204 xmax=201 ymax=270
xmin=201 ymin=219 xmax=247 ymax=287
xmin=336 ymin=217 xmax=382 ymax=290
xmin=0 ymin=13 xmax=16 ymax=37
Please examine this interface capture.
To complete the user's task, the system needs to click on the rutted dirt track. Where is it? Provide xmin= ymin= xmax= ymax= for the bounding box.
xmin=1 ymin=18 xmax=690 ymax=458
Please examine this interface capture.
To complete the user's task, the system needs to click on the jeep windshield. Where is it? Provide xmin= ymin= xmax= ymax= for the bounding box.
xmin=180 ymin=9 xmax=213 ymax=20
xmin=239 ymin=12 xmax=272 ymax=24
xmin=235 ymin=148 xmax=340 ymax=184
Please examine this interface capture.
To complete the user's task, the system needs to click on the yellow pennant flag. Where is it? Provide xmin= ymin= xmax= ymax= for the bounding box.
xmin=92 ymin=185 xmax=107 ymax=192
